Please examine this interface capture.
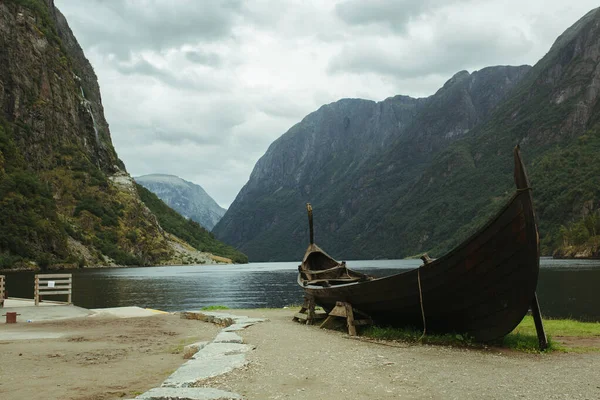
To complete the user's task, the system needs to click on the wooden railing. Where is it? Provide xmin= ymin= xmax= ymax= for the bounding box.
xmin=0 ymin=275 xmax=4 ymax=307
xmin=34 ymin=274 xmax=72 ymax=305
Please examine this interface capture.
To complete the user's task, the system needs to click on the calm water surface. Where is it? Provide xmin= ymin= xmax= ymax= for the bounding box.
xmin=4 ymin=258 xmax=600 ymax=321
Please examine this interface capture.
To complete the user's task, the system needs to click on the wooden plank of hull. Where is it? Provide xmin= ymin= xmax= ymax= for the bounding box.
xmin=302 ymin=182 xmax=539 ymax=342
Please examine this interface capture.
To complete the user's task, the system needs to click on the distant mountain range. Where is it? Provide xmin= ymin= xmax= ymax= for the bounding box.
xmin=135 ymin=174 xmax=226 ymax=230
xmin=214 ymin=7 xmax=600 ymax=261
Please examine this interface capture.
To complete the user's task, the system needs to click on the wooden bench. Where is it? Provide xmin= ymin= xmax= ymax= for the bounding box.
xmin=35 ymin=274 xmax=72 ymax=305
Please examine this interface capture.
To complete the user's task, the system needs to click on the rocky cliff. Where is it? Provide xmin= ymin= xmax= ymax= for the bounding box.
xmin=0 ymin=0 xmax=246 ymax=268
xmin=135 ymin=174 xmax=226 ymax=230
xmin=213 ymin=65 xmax=531 ymax=261
xmin=216 ymin=7 xmax=600 ymax=262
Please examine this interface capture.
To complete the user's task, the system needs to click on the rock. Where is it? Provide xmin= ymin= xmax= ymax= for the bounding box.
xmin=162 ymin=354 xmax=248 ymax=388
xmin=183 ymin=341 xmax=209 ymax=360
xmin=213 ymin=332 xmax=243 ymax=344
xmin=134 ymin=387 xmax=242 ymax=400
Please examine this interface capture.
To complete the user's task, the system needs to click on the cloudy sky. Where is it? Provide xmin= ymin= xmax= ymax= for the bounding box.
xmin=55 ymin=0 xmax=598 ymax=208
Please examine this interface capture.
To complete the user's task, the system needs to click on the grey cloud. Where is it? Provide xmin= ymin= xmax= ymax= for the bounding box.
xmin=335 ymin=0 xmax=435 ymax=32
xmin=328 ymin=24 xmax=533 ymax=79
xmin=114 ymin=59 xmax=227 ymax=92
xmin=185 ymin=50 xmax=222 ymax=67
xmin=57 ymin=0 xmax=243 ymax=59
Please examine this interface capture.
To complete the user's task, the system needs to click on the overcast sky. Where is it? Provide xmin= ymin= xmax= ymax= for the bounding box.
xmin=55 ymin=0 xmax=598 ymax=208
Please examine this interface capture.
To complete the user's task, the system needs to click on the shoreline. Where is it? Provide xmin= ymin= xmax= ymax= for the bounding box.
xmin=0 ymin=261 xmax=237 ymax=274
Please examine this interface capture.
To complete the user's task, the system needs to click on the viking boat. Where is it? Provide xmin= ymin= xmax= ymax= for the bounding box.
xmin=298 ymin=146 xmax=546 ymax=345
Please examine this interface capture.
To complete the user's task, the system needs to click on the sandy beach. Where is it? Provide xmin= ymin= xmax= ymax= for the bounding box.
xmin=1 ymin=308 xmax=599 ymax=400
xmin=0 ymin=314 xmax=220 ymax=400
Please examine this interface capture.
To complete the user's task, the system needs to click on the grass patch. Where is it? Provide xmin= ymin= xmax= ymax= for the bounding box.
xmin=510 ymin=316 xmax=600 ymax=353
xmin=168 ymin=336 xmax=200 ymax=354
xmin=513 ymin=316 xmax=600 ymax=337
xmin=501 ymin=332 xmax=557 ymax=353
xmin=201 ymin=305 xmax=230 ymax=311
xmin=360 ymin=316 xmax=600 ymax=353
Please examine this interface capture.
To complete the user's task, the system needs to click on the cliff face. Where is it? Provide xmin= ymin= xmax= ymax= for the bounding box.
xmin=0 ymin=0 xmax=246 ymax=268
xmin=135 ymin=174 xmax=226 ymax=231
xmin=213 ymin=65 xmax=531 ymax=261
xmin=0 ymin=0 xmax=122 ymax=173
xmin=366 ymin=6 xmax=600 ymax=259
xmin=216 ymin=7 xmax=600 ymax=262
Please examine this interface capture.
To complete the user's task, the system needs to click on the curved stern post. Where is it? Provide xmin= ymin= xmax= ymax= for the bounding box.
xmin=307 ymin=203 xmax=314 ymax=245
xmin=514 ymin=145 xmax=548 ymax=350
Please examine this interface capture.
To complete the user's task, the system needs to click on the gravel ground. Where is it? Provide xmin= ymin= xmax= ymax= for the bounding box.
xmin=198 ymin=309 xmax=600 ymax=400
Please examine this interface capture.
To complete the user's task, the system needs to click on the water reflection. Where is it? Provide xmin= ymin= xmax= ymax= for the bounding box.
xmin=4 ymin=258 xmax=600 ymax=321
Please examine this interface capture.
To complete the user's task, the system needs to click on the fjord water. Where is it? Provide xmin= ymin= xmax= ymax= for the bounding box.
xmin=4 ymin=258 xmax=600 ymax=321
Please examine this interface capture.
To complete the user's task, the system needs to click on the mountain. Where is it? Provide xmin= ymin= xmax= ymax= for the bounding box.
xmin=215 ymin=7 xmax=600 ymax=262
xmin=0 ymin=0 xmax=246 ymax=268
xmin=135 ymin=174 xmax=226 ymax=230
xmin=213 ymin=65 xmax=532 ymax=261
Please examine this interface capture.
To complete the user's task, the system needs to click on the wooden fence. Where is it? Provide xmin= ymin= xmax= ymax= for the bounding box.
xmin=0 ymin=275 xmax=4 ymax=307
xmin=34 ymin=274 xmax=72 ymax=305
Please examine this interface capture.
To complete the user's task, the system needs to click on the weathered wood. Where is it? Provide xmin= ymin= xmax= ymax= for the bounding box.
xmin=344 ymin=302 xmax=357 ymax=336
xmin=420 ymin=254 xmax=433 ymax=265
xmin=307 ymin=203 xmax=314 ymax=245
xmin=293 ymin=295 xmax=325 ymax=325
xmin=319 ymin=301 xmax=371 ymax=335
xmin=298 ymin=147 xmax=543 ymax=342
xmin=36 ymin=274 xmax=73 ymax=279
xmin=0 ymin=275 xmax=4 ymax=307
xmin=38 ymin=285 xmax=72 ymax=290
xmin=530 ymin=292 xmax=548 ymax=351
xmin=294 ymin=312 xmax=308 ymax=321
xmin=35 ymin=274 xmax=72 ymax=305
xmin=328 ymin=302 xmax=348 ymax=317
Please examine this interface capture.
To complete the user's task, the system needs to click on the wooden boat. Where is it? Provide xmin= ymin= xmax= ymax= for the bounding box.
xmin=298 ymin=146 xmax=547 ymax=344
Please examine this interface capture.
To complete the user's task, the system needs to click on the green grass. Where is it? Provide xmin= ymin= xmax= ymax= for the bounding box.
xmin=167 ymin=336 xmax=201 ymax=354
xmin=513 ymin=315 xmax=600 ymax=337
xmin=201 ymin=305 xmax=230 ymax=311
xmin=360 ymin=316 xmax=600 ymax=353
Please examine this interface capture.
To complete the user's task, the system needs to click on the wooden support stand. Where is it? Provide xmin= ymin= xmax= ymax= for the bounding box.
xmin=0 ymin=275 xmax=4 ymax=308
xmin=320 ymin=301 xmax=372 ymax=336
xmin=293 ymin=295 xmax=326 ymax=325
xmin=531 ymin=292 xmax=548 ymax=351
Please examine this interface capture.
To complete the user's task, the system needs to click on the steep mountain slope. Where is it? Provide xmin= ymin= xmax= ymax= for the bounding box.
xmin=0 ymin=0 xmax=246 ymax=268
xmin=135 ymin=174 xmax=226 ymax=230
xmin=366 ymin=6 xmax=600 ymax=259
xmin=213 ymin=65 xmax=531 ymax=261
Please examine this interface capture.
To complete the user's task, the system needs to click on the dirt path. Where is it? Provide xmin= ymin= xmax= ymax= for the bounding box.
xmin=201 ymin=309 xmax=600 ymax=400
xmin=0 ymin=314 xmax=220 ymax=400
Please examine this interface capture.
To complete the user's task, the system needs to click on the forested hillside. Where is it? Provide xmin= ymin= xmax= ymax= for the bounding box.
xmin=214 ymin=7 xmax=600 ymax=261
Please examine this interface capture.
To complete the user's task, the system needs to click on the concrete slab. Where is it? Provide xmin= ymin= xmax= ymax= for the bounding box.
xmin=213 ymin=332 xmax=243 ymax=344
xmin=222 ymin=323 xmax=253 ymax=332
xmin=3 ymin=298 xmax=60 ymax=307
xmin=192 ymin=343 xmax=255 ymax=360
xmin=183 ymin=341 xmax=209 ymax=359
xmin=1 ymin=304 xmax=93 ymax=323
xmin=162 ymin=354 xmax=248 ymax=388
xmin=180 ymin=311 xmax=267 ymax=328
xmin=90 ymin=306 xmax=167 ymax=318
xmin=134 ymin=387 xmax=242 ymax=400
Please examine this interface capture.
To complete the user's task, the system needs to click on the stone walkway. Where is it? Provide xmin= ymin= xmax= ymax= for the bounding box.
xmin=130 ymin=311 xmax=267 ymax=400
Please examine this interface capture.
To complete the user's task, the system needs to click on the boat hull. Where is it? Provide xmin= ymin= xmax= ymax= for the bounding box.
xmin=301 ymin=189 xmax=539 ymax=342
